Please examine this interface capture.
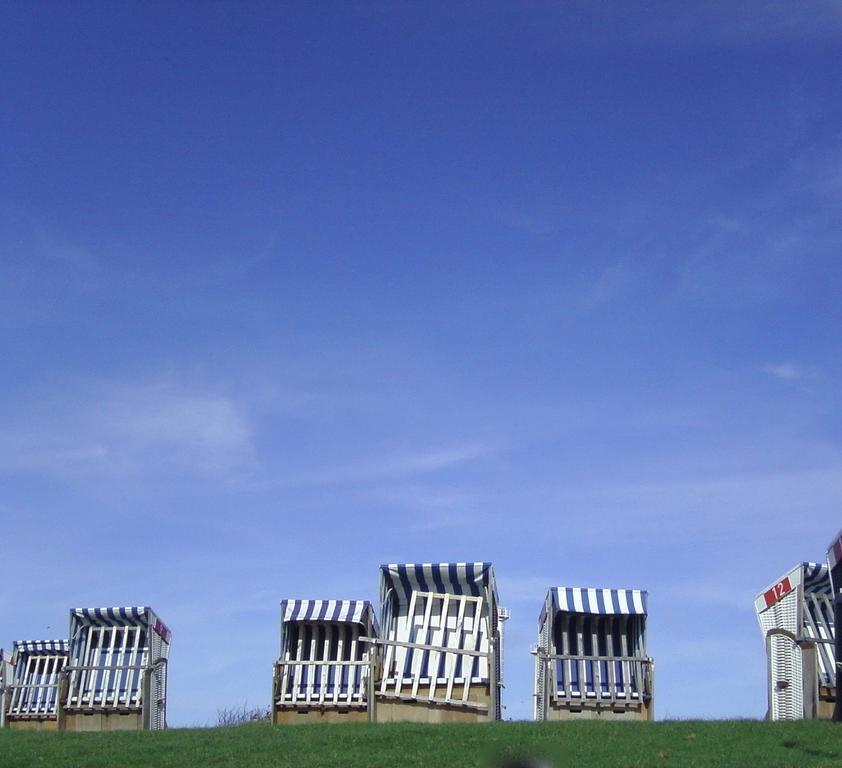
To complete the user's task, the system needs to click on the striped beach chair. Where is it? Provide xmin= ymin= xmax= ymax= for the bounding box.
xmin=376 ymin=562 xmax=505 ymax=722
xmin=60 ymin=606 xmax=171 ymax=730
xmin=272 ymin=600 xmax=379 ymax=724
xmin=1 ymin=641 xmax=67 ymax=730
xmin=534 ymin=586 xmax=653 ymax=720
xmin=756 ymin=562 xmax=836 ymax=720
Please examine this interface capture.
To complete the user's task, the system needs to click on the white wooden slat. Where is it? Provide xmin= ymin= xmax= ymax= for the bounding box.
xmin=444 ymin=597 xmax=468 ymax=704
xmin=620 ymin=619 xmax=631 ymax=697
xmin=99 ymin=628 xmax=116 ymax=707
xmin=76 ymin=627 xmax=95 ymax=705
xmin=329 ymin=626 xmax=340 ymax=705
xmin=34 ymin=656 xmax=47 ymax=715
xmin=125 ymin=627 xmax=140 ymax=706
xmin=325 ymin=626 xmax=336 ymax=704
xmin=574 ymin=615 xmax=584 ymax=697
xmin=86 ymin=627 xmax=102 ymax=706
xmin=305 ymin=625 xmax=317 ymax=702
xmin=97 ymin=626 xmax=109 ymax=705
xmin=29 ymin=656 xmax=42 ymax=714
xmin=23 ymin=655 xmax=37 ymax=713
xmin=410 ymin=596 xmax=432 ymax=699
xmin=462 ymin=602 xmax=476 ymax=704
xmin=50 ymin=655 xmax=64 ymax=713
xmin=428 ymin=594 xmax=449 ymax=701
xmin=314 ymin=626 xmax=326 ymax=706
xmin=395 ymin=591 xmax=417 ymax=699
xmin=119 ymin=627 xmax=132 ymax=706
xmin=293 ymin=627 xmax=304 ymax=702
xmin=112 ymin=627 xmax=130 ymax=707
xmin=379 ymin=615 xmax=394 ymax=695
xmin=22 ymin=656 xmax=35 ymax=714
xmin=349 ymin=624 xmax=361 ymax=702
xmin=45 ymin=655 xmax=56 ymax=714
xmin=604 ymin=617 xmax=615 ymax=698
xmin=88 ymin=627 xmax=100 ymax=706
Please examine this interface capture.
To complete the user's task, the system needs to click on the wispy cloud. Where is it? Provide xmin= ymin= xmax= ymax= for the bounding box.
xmin=663 ymin=138 xmax=842 ymax=307
xmin=0 ymin=379 xmax=255 ymax=479
xmin=362 ymin=482 xmax=479 ymax=529
xmin=614 ymin=2 xmax=842 ymax=47
xmin=586 ymin=465 xmax=842 ymax=547
xmin=763 ymin=362 xmax=804 ymax=382
xmin=269 ymin=441 xmax=497 ymax=489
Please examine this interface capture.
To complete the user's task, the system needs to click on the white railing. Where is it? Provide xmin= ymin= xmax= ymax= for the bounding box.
xmin=6 ymin=654 xmax=66 ymax=718
xmin=372 ymin=590 xmax=494 ymax=712
xmin=374 ymin=636 xmax=490 ymax=711
xmin=547 ymin=653 xmax=653 ymax=706
xmin=273 ymin=658 xmax=369 ymax=707
xmin=65 ymin=663 xmax=146 ymax=708
xmin=67 ymin=625 xmax=148 ymax=708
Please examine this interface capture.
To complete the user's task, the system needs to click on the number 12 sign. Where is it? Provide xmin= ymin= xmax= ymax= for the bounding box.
xmin=763 ymin=577 xmax=793 ymax=608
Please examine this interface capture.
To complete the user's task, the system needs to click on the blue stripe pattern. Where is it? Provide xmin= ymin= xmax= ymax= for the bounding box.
xmin=72 ymin=606 xmax=150 ymax=628
xmin=281 ymin=600 xmax=379 ymax=636
xmin=802 ymin=562 xmax=831 ymax=594
xmin=544 ymin=587 xmax=648 ymax=621
xmin=380 ymin=562 xmax=495 ymax=604
xmin=13 ymin=640 xmax=69 ymax=655
xmin=379 ymin=562 xmax=496 ymax=686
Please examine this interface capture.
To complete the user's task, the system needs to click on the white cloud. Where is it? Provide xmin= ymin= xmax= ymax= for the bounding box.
xmin=0 ymin=380 xmax=255 ymax=479
xmin=98 ymin=385 xmax=252 ymax=463
xmin=268 ymin=441 xmax=497 ymax=489
xmin=625 ymin=2 xmax=842 ymax=47
xmin=584 ymin=465 xmax=842 ymax=547
xmin=762 ymin=363 xmax=804 ymax=382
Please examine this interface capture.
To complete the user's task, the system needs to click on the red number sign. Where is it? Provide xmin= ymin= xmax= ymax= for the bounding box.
xmin=763 ymin=576 xmax=793 ymax=608
xmin=153 ymin=618 xmax=171 ymax=643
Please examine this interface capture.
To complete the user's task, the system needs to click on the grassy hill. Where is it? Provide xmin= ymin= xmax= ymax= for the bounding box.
xmin=2 ymin=720 xmax=841 ymax=768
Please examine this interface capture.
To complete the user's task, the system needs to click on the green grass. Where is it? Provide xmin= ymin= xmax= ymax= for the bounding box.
xmin=2 ymin=720 xmax=842 ymax=768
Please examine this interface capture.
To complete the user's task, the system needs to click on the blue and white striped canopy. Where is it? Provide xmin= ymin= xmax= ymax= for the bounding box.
xmin=12 ymin=640 xmax=68 ymax=655
xmin=541 ymin=587 xmax=648 ymax=627
xmin=281 ymin=600 xmax=379 ymax=634
xmin=380 ymin=562 xmax=497 ymax=605
xmin=802 ymin=562 xmax=831 ymax=594
xmin=71 ymin=606 xmax=151 ymax=627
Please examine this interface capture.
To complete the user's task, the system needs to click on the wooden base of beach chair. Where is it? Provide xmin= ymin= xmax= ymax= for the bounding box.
xmin=272 ymin=706 xmax=369 ymax=725
xmin=816 ymin=688 xmax=836 ymax=720
xmin=545 ymin=698 xmax=652 ymax=721
xmin=374 ymin=684 xmax=490 ymax=723
xmin=60 ymin=711 xmax=143 ymax=731
xmin=6 ymin=718 xmax=59 ymax=731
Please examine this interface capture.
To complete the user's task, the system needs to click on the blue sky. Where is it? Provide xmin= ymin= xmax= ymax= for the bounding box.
xmin=2 ymin=1 xmax=842 ymax=724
